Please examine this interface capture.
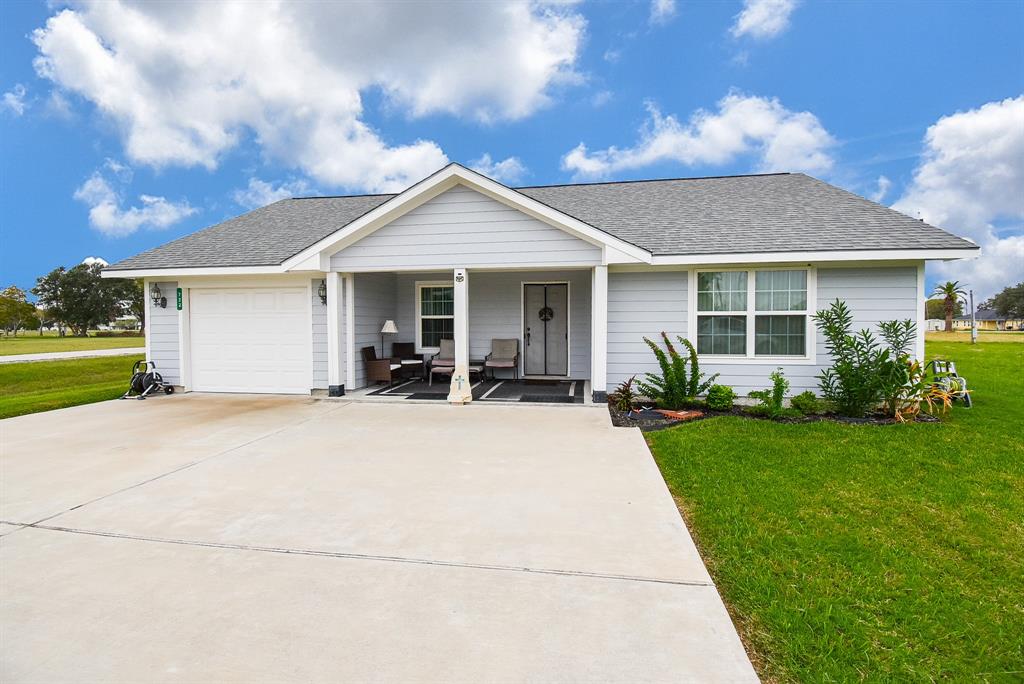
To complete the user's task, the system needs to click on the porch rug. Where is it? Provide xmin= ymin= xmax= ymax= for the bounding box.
xmin=519 ymin=395 xmax=575 ymax=403
xmin=406 ymin=392 xmax=450 ymax=400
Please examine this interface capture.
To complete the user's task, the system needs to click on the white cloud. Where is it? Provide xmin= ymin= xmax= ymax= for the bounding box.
xmin=591 ymin=90 xmax=614 ymax=108
xmin=31 ymin=2 xmax=585 ymax=193
xmin=562 ymin=92 xmax=834 ymax=178
xmin=82 ymin=256 xmax=108 ymax=266
xmin=650 ymin=0 xmax=677 ymax=25
xmin=730 ymin=0 xmax=798 ymax=40
xmin=869 ymin=175 xmax=891 ymax=203
xmin=73 ymin=169 xmax=197 ymax=237
xmin=892 ymin=95 xmax=1024 ymax=300
xmin=2 ymin=84 xmax=27 ymax=115
xmin=469 ymin=154 xmax=528 ymax=185
xmin=233 ymin=178 xmax=315 ymax=209
xmin=44 ymin=90 xmax=73 ymax=119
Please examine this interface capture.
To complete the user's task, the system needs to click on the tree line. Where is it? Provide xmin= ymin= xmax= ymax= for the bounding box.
xmin=0 ymin=263 xmax=144 ymax=337
xmin=928 ymin=281 xmax=1023 ymax=332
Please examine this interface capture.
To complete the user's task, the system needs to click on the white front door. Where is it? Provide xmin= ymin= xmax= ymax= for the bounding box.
xmin=523 ymin=283 xmax=569 ymax=376
xmin=189 ymin=287 xmax=309 ymax=394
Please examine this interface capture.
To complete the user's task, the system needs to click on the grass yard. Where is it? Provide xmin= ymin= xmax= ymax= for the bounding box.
xmin=927 ymin=330 xmax=1024 ymax=343
xmin=0 ymin=333 xmax=144 ymax=356
xmin=647 ymin=338 xmax=1024 ymax=682
xmin=0 ymin=355 xmax=145 ymax=419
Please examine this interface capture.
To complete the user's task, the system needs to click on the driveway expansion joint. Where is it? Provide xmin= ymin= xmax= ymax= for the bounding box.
xmin=5 ymin=521 xmax=716 ymax=589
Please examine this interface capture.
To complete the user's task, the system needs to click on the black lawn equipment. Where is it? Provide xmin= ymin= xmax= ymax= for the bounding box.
xmin=120 ymin=360 xmax=175 ymax=400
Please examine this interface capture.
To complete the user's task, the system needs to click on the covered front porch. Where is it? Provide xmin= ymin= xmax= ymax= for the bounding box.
xmin=321 ymin=266 xmax=609 ymax=404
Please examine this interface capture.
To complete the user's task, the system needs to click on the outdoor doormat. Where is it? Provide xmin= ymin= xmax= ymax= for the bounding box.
xmin=520 ymin=395 xmax=575 ymax=403
xmin=477 ymin=379 xmax=584 ymax=404
xmin=406 ymin=392 xmax=450 ymax=400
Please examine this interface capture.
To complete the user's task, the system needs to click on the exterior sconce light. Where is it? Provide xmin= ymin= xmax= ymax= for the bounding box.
xmin=318 ymin=279 xmax=328 ymax=305
xmin=150 ymin=283 xmax=167 ymax=309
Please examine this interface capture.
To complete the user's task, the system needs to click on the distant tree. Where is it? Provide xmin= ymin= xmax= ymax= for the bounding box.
xmin=117 ymin=278 xmax=145 ymax=329
xmin=0 ymin=284 xmax=36 ymax=335
xmin=34 ymin=307 xmax=55 ymax=336
xmin=931 ymin=281 xmax=967 ymax=332
xmin=32 ymin=263 xmax=124 ymax=336
xmin=926 ymin=298 xmax=963 ymax=320
xmin=0 ymin=286 xmax=36 ymax=336
xmin=981 ymin=282 xmax=1024 ymax=319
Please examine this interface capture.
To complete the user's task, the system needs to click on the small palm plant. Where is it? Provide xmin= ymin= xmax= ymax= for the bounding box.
xmin=635 ymin=332 xmax=718 ymax=409
xmin=931 ymin=280 xmax=967 ymax=332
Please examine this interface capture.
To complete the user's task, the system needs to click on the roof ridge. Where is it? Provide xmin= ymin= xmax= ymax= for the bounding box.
xmin=288 ymin=172 xmax=794 ymax=200
xmin=515 ymin=172 xmax=791 ymax=190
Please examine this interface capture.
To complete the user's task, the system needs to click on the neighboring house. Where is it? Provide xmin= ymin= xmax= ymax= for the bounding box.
xmin=103 ymin=164 xmax=978 ymax=402
xmin=924 ymin=319 xmax=945 ymax=332
xmin=953 ymin=309 xmax=1023 ymax=331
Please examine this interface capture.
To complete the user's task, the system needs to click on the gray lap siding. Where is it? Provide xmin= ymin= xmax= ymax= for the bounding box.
xmin=605 ymin=264 xmax=920 ymax=396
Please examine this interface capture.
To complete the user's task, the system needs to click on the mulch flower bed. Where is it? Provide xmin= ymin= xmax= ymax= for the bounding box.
xmin=608 ymin=404 xmax=941 ymax=431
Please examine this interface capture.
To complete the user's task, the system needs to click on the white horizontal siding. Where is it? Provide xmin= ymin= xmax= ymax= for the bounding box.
xmin=311 ymin=278 xmax=328 ymax=389
xmin=148 ymin=280 xmax=180 ymax=385
xmin=606 ymin=271 xmax=688 ymax=392
xmin=352 ymin=272 xmax=397 ymax=389
xmin=392 ymin=270 xmax=592 ymax=380
xmin=331 ymin=186 xmax=602 ymax=270
xmin=606 ymin=264 xmax=921 ymax=396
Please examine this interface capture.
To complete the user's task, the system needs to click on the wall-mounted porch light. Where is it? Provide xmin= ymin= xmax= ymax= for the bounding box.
xmin=150 ymin=283 xmax=167 ymax=309
xmin=318 ymin=279 xmax=328 ymax=305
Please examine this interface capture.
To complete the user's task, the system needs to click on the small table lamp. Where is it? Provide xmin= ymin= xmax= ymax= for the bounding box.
xmin=380 ymin=320 xmax=398 ymax=357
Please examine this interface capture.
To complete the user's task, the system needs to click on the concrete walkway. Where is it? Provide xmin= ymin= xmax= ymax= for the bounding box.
xmin=0 ymin=394 xmax=757 ymax=683
xmin=0 ymin=346 xmax=145 ymax=364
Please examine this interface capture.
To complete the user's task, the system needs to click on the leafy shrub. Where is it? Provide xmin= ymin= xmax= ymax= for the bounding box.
xmin=609 ymin=375 xmax=638 ymax=412
xmin=636 ymin=333 xmax=719 ymax=410
xmin=814 ymin=299 xmax=954 ymax=421
xmin=813 ymin=300 xmax=890 ymax=417
xmin=705 ymin=384 xmax=736 ymax=411
xmin=748 ymin=368 xmax=798 ymax=418
xmin=92 ymin=331 xmax=144 ymax=338
xmin=790 ymin=391 xmax=822 ymax=415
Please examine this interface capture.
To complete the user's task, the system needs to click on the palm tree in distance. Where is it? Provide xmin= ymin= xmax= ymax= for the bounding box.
xmin=931 ymin=280 xmax=967 ymax=332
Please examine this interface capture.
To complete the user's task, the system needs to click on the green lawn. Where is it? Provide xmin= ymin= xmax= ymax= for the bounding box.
xmin=0 ymin=333 xmax=144 ymax=356
xmin=647 ymin=339 xmax=1023 ymax=682
xmin=0 ymin=355 xmax=145 ymax=419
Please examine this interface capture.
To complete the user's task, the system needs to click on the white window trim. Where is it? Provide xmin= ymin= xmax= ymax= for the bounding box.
xmin=415 ymin=280 xmax=455 ymax=354
xmin=687 ymin=266 xmax=817 ymax=365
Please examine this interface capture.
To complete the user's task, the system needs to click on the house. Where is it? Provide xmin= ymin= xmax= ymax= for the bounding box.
xmin=102 ymin=163 xmax=978 ymax=403
xmin=953 ymin=309 xmax=1022 ymax=331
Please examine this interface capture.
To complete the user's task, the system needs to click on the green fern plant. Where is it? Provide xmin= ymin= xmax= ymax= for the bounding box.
xmin=635 ymin=332 xmax=719 ymax=409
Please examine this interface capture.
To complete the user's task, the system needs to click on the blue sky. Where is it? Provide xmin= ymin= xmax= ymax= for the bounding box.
xmin=2 ymin=0 xmax=1022 ymax=300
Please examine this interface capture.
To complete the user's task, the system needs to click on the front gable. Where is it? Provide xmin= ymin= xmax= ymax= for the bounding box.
xmin=282 ymin=164 xmax=651 ymax=272
xmin=329 ymin=185 xmax=602 ymax=270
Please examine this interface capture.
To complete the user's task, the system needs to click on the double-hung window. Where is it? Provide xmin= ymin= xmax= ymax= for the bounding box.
xmin=416 ymin=282 xmax=454 ymax=351
xmin=695 ymin=269 xmax=811 ymax=358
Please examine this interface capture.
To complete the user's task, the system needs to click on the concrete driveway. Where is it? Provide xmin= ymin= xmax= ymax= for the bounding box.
xmin=1 ymin=395 xmax=756 ymax=683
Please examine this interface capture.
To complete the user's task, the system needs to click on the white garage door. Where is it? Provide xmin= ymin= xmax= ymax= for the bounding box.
xmin=189 ymin=287 xmax=309 ymax=394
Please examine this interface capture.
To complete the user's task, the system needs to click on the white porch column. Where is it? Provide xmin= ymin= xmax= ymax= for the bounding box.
xmin=448 ymin=268 xmax=473 ymax=404
xmin=344 ymin=273 xmax=356 ymax=391
xmin=326 ymin=272 xmax=345 ymax=396
xmin=590 ymin=265 xmax=608 ymax=402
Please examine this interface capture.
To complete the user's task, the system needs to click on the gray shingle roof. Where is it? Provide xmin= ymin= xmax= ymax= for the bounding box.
xmin=106 ymin=172 xmax=976 ymax=271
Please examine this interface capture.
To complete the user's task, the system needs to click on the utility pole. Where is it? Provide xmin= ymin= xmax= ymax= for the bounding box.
xmin=969 ymin=289 xmax=977 ymax=345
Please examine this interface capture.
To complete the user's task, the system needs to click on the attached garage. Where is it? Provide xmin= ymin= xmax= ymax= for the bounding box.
xmin=189 ymin=287 xmax=310 ymax=394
